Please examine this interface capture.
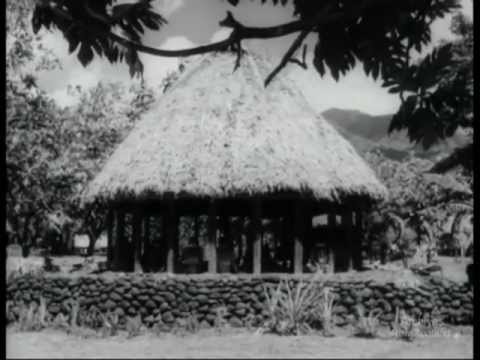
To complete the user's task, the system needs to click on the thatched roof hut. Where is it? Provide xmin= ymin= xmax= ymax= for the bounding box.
xmin=84 ymin=51 xmax=386 ymax=204
xmin=84 ymin=51 xmax=387 ymax=275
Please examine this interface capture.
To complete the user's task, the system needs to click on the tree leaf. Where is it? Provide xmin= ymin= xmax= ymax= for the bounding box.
xmin=77 ymin=42 xmax=94 ymax=67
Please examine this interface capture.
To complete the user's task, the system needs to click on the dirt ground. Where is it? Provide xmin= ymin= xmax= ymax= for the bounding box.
xmin=6 ymin=328 xmax=473 ymax=359
xmin=6 ymin=255 xmax=472 ymax=358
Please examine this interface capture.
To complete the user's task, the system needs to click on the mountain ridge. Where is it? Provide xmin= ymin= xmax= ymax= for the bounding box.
xmin=321 ymin=108 xmax=469 ymax=162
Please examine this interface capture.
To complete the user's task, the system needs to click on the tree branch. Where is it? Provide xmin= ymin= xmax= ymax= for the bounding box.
xmin=264 ymin=29 xmax=313 ymax=86
xmin=288 ymin=44 xmax=308 ymax=69
xmin=48 ymin=5 xmax=342 ymax=58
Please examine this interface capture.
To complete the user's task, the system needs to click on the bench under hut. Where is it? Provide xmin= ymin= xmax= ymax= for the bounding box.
xmin=82 ymin=51 xmax=387 ymax=274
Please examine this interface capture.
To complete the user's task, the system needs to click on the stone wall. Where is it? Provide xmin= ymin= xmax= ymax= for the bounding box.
xmin=6 ymin=274 xmax=473 ymax=328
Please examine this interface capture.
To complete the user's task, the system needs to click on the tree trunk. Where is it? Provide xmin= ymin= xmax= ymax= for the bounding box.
xmin=252 ymin=199 xmax=262 ymax=274
xmin=86 ymin=227 xmax=97 ymax=256
xmin=293 ymin=200 xmax=304 ymax=274
xmin=132 ymin=208 xmax=143 ymax=272
xmin=21 ymin=215 xmax=33 ymax=257
xmin=207 ymin=201 xmax=217 ymax=273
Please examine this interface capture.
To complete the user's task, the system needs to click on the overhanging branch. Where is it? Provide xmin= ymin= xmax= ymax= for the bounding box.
xmin=44 ymin=2 xmax=345 ymax=85
xmin=264 ymin=29 xmax=312 ymax=86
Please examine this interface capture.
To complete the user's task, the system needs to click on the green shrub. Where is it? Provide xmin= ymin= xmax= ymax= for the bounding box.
xmin=392 ymin=307 xmax=420 ymax=342
xmin=68 ymin=301 xmax=80 ymax=328
xmin=213 ymin=305 xmax=229 ymax=334
xmin=6 ymin=300 xmax=15 ymax=324
xmin=126 ymin=314 xmax=144 ymax=338
xmin=352 ymin=306 xmax=382 ymax=338
xmin=184 ymin=312 xmax=200 ymax=334
xmin=172 ymin=312 xmax=201 ymax=336
xmin=52 ymin=313 xmax=69 ymax=331
xmin=262 ymin=277 xmax=330 ymax=335
xmin=14 ymin=297 xmax=50 ymax=332
xmin=317 ymin=286 xmax=335 ymax=336
xmin=99 ymin=311 xmax=120 ymax=337
xmin=77 ymin=308 xmax=103 ymax=329
xmin=419 ymin=310 xmax=447 ymax=336
xmin=244 ymin=313 xmax=257 ymax=331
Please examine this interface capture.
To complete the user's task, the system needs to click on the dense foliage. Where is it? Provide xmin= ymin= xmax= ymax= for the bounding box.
xmin=388 ymin=13 xmax=473 ymax=168
xmin=364 ymin=149 xmax=473 ymax=263
xmin=6 ymin=0 xmax=156 ymax=252
xmin=6 ymin=0 xmax=64 ymax=249
xmin=32 ymin=0 xmax=459 ymax=82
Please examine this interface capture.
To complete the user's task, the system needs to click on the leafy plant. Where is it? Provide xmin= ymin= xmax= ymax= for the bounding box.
xmin=184 ymin=313 xmax=200 ymax=334
xmin=213 ymin=305 xmax=229 ymax=334
xmin=243 ymin=313 xmax=258 ymax=332
xmin=6 ymin=301 xmax=16 ymax=324
xmin=419 ymin=310 xmax=447 ymax=336
xmin=77 ymin=308 xmax=104 ymax=329
xmin=316 ymin=286 xmax=335 ymax=336
xmin=262 ymin=277 xmax=329 ymax=335
xmin=52 ymin=313 xmax=69 ymax=331
xmin=14 ymin=297 xmax=50 ymax=332
xmin=125 ymin=314 xmax=144 ymax=339
xmin=392 ymin=307 xmax=420 ymax=342
xmin=68 ymin=301 xmax=80 ymax=328
xmin=151 ymin=320 xmax=167 ymax=337
xmin=172 ymin=313 xmax=201 ymax=336
xmin=99 ymin=311 xmax=120 ymax=337
xmin=352 ymin=306 xmax=382 ymax=338
xmin=364 ymin=150 xmax=473 ymax=265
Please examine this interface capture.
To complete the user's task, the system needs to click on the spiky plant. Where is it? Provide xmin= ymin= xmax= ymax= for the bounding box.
xmin=126 ymin=314 xmax=144 ymax=339
xmin=392 ymin=307 xmax=420 ymax=342
xmin=100 ymin=311 xmax=120 ymax=337
xmin=262 ymin=277 xmax=328 ymax=335
xmin=318 ymin=286 xmax=336 ymax=336
xmin=213 ymin=305 xmax=229 ymax=334
xmin=352 ymin=306 xmax=382 ymax=338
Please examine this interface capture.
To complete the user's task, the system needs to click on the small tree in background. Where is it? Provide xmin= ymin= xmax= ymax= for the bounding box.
xmin=364 ymin=149 xmax=472 ymax=266
xmin=6 ymin=0 xmax=158 ymax=254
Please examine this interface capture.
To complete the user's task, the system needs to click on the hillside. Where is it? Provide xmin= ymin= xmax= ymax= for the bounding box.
xmin=321 ymin=108 xmax=469 ymax=161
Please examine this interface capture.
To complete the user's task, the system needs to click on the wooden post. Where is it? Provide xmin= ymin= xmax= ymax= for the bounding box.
xmin=327 ymin=213 xmax=336 ymax=273
xmin=342 ymin=210 xmax=354 ymax=272
xmin=143 ymin=215 xmax=150 ymax=271
xmin=132 ymin=207 xmax=142 ymax=272
xmin=252 ymin=199 xmax=262 ymax=274
xmin=207 ymin=200 xmax=217 ymax=273
xmin=106 ymin=208 xmax=114 ymax=267
xmin=293 ymin=200 xmax=305 ymax=274
xmin=354 ymin=211 xmax=363 ymax=270
xmin=173 ymin=215 xmax=179 ymax=270
xmin=221 ymin=215 xmax=230 ymax=240
xmin=166 ymin=200 xmax=176 ymax=273
xmin=114 ymin=209 xmax=124 ymax=271
xmin=194 ymin=215 xmax=199 ymax=243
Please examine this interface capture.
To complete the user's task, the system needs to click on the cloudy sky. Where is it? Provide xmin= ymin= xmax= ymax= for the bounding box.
xmin=37 ymin=0 xmax=473 ymax=115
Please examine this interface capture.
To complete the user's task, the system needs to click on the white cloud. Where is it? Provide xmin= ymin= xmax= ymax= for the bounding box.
xmin=292 ymin=66 xmax=401 ymax=116
xmin=210 ymin=28 xmax=232 ymax=43
xmin=140 ymin=36 xmax=195 ymax=87
xmin=153 ymin=0 xmax=185 ymax=19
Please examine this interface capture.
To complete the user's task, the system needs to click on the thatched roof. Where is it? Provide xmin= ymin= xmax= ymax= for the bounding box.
xmin=83 ymin=51 xmax=387 ymax=204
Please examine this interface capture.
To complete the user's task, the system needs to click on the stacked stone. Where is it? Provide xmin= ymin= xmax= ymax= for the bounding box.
xmin=6 ymin=274 xmax=473 ymax=328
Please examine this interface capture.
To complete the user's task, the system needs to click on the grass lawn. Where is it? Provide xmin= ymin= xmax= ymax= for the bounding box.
xmin=6 ymin=327 xmax=473 ymax=359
